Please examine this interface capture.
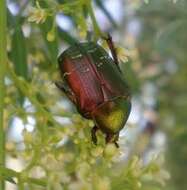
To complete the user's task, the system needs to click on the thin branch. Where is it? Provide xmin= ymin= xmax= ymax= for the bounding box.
xmin=0 ymin=167 xmax=47 ymax=187
xmin=0 ymin=0 xmax=7 ymax=189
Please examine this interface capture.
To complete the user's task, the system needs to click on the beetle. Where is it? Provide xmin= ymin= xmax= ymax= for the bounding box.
xmin=55 ymin=34 xmax=131 ymax=147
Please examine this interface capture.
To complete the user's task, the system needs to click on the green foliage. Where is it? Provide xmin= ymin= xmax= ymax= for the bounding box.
xmin=136 ymin=0 xmax=187 ymax=189
xmin=4 ymin=64 xmax=168 ymax=189
xmin=2 ymin=0 xmax=181 ymax=189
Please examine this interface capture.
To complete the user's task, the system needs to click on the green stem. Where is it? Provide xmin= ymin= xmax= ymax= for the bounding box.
xmin=87 ymin=0 xmax=103 ymax=41
xmin=0 ymin=0 xmax=7 ymax=190
xmin=7 ymin=64 xmax=62 ymax=129
xmin=0 ymin=167 xmax=47 ymax=187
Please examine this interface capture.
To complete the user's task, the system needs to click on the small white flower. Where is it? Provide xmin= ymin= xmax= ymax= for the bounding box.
xmin=28 ymin=7 xmax=48 ymax=24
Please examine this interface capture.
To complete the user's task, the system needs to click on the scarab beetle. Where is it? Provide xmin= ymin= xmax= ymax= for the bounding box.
xmin=56 ymin=35 xmax=131 ymax=147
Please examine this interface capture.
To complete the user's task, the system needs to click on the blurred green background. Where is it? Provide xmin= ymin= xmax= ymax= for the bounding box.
xmin=1 ymin=0 xmax=187 ymax=189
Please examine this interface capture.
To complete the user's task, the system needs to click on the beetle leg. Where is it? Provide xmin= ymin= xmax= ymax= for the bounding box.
xmin=55 ymin=81 xmax=77 ymax=104
xmin=91 ymin=125 xmax=99 ymax=145
xmin=105 ymin=133 xmax=119 ymax=148
xmin=103 ymin=33 xmax=121 ymax=72
xmin=114 ymin=135 xmax=119 ymax=148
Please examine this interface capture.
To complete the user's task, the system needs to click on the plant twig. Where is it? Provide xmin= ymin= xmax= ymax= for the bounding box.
xmin=0 ymin=0 xmax=7 ymax=189
xmin=7 ymin=63 xmax=62 ymax=130
xmin=87 ymin=0 xmax=103 ymax=41
xmin=0 ymin=167 xmax=47 ymax=187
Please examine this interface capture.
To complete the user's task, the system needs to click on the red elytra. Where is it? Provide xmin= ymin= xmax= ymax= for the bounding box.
xmin=56 ymin=35 xmax=131 ymax=147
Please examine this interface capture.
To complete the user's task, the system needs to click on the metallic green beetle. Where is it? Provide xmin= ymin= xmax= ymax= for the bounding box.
xmin=56 ymin=35 xmax=131 ymax=147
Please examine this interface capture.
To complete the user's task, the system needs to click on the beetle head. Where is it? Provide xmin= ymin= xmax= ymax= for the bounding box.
xmin=92 ymin=97 xmax=131 ymax=135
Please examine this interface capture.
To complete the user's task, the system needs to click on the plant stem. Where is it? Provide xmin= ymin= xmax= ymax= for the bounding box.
xmin=88 ymin=0 xmax=103 ymax=41
xmin=0 ymin=167 xmax=47 ymax=187
xmin=0 ymin=0 xmax=7 ymax=189
xmin=7 ymin=64 xmax=62 ymax=129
